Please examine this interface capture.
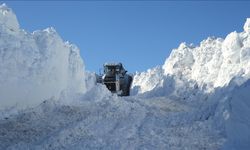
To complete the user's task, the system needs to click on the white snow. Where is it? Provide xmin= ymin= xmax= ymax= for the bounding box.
xmin=0 ymin=3 xmax=19 ymax=31
xmin=0 ymin=4 xmax=88 ymax=110
xmin=0 ymin=4 xmax=250 ymax=150
xmin=131 ymin=18 xmax=250 ymax=149
xmin=223 ymin=80 xmax=250 ymax=150
xmin=132 ymin=66 xmax=164 ymax=94
xmin=132 ymin=18 xmax=250 ymax=95
xmin=210 ymin=78 xmax=250 ymax=150
xmin=244 ymin=18 xmax=250 ymax=33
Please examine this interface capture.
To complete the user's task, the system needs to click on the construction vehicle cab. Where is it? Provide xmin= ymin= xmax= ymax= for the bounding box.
xmin=96 ymin=63 xmax=133 ymax=96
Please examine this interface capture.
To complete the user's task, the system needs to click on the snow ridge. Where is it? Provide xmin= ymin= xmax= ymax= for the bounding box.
xmin=1 ymin=3 xmax=250 ymax=150
xmin=132 ymin=18 xmax=250 ymax=95
xmin=131 ymin=18 xmax=250 ymax=150
xmin=0 ymin=4 xmax=87 ymax=110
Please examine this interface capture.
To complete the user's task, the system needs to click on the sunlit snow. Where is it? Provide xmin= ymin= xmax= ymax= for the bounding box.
xmin=0 ymin=4 xmax=250 ymax=150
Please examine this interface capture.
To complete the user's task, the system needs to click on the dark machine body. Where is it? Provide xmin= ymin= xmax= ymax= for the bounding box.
xmin=96 ymin=63 xmax=133 ymax=96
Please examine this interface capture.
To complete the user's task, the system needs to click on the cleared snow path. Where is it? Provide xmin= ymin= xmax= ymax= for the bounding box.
xmin=0 ymin=95 xmax=225 ymax=150
xmin=1 ymin=4 xmax=248 ymax=149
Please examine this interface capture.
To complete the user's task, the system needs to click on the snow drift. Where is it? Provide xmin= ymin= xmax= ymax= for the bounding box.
xmin=1 ymin=3 xmax=250 ymax=150
xmin=0 ymin=4 xmax=87 ymax=110
xmin=132 ymin=18 xmax=250 ymax=96
xmin=210 ymin=78 xmax=250 ymax=150
xmin=131 ymin=18 xmax=250 ymax=149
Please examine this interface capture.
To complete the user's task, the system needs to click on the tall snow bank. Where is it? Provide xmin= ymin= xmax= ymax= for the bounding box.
xmin=209 ymin=78 xmax=250 ymax=150
xmin=132 ymin=18 xmax=250 ymax=95
xmin=0 ymin=4 xmax=87 ymax=110
xmin=131 ymin=18 xmax=250 ymax=149
xmin=164 ymin=18 xmax=250 ymax=90
xmin=223 ymin=80 xmax=250 ymax=149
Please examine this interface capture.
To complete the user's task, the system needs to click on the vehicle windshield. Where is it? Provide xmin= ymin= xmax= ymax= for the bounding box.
xmin=105 ymin=66 xmax=120 ymax=74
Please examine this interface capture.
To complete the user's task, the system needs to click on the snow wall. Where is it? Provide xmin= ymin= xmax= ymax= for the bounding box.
xmin=212 ymin=78 xmax=250 ymax=150
xmin=1 ymin=4 xmax=250 ymax=149
xmin=132 ymin=18 xmax=250 ymax=97
xmin=0 ymin=4 xmax=89 ymax=110
xmin=132 ymin=18 xmax=250 ymax=149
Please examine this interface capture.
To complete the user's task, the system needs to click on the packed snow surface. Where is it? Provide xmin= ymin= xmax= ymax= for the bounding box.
xmin=1 ymin=4 xmax=250 ymax=150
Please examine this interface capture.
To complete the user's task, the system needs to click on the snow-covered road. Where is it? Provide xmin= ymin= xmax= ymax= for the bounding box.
xmin=1 ymin=3 xmax=250 ymax=150
xmin=0 ymin=95 xmax=224 ymax=150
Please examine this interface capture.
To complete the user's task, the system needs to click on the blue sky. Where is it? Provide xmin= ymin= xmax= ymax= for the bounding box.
xmin=4 ymin=1 xmax=250 ymax=73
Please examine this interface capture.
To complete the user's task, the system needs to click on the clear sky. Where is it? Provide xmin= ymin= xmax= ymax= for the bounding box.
xmin=3 ymin=1 xmax=250 ymax=73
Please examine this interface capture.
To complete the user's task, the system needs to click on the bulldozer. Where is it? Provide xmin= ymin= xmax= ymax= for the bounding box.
xmin=96 ymin=63 xmax=133 ymax=96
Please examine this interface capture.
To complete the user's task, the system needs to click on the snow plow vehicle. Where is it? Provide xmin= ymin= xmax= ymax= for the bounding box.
xmin=96 ymin=63 xmax=133 ymax=96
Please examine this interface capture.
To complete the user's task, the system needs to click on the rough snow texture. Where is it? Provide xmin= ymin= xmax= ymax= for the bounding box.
xmin=0 ymin=4 xmax=87 ymax=110
xmin=0 ymin=92 xmax=225 ymax=150
xmin=212 ymin=79 xmax=250 ymax=150
xmin=131 ymin=18 xmax=250 ymax=150
xmin=1 ymin=4 xmax=250 ymax=150
xmin=132 ymin=66 xmax=164 ymax=94
xmin=244 ymin=18 xmax=250 ymax=33
xmin=132 ymin=18 xmax=250 ymax=95
xmin=0 ymin=4 xmax=19 ymax=31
